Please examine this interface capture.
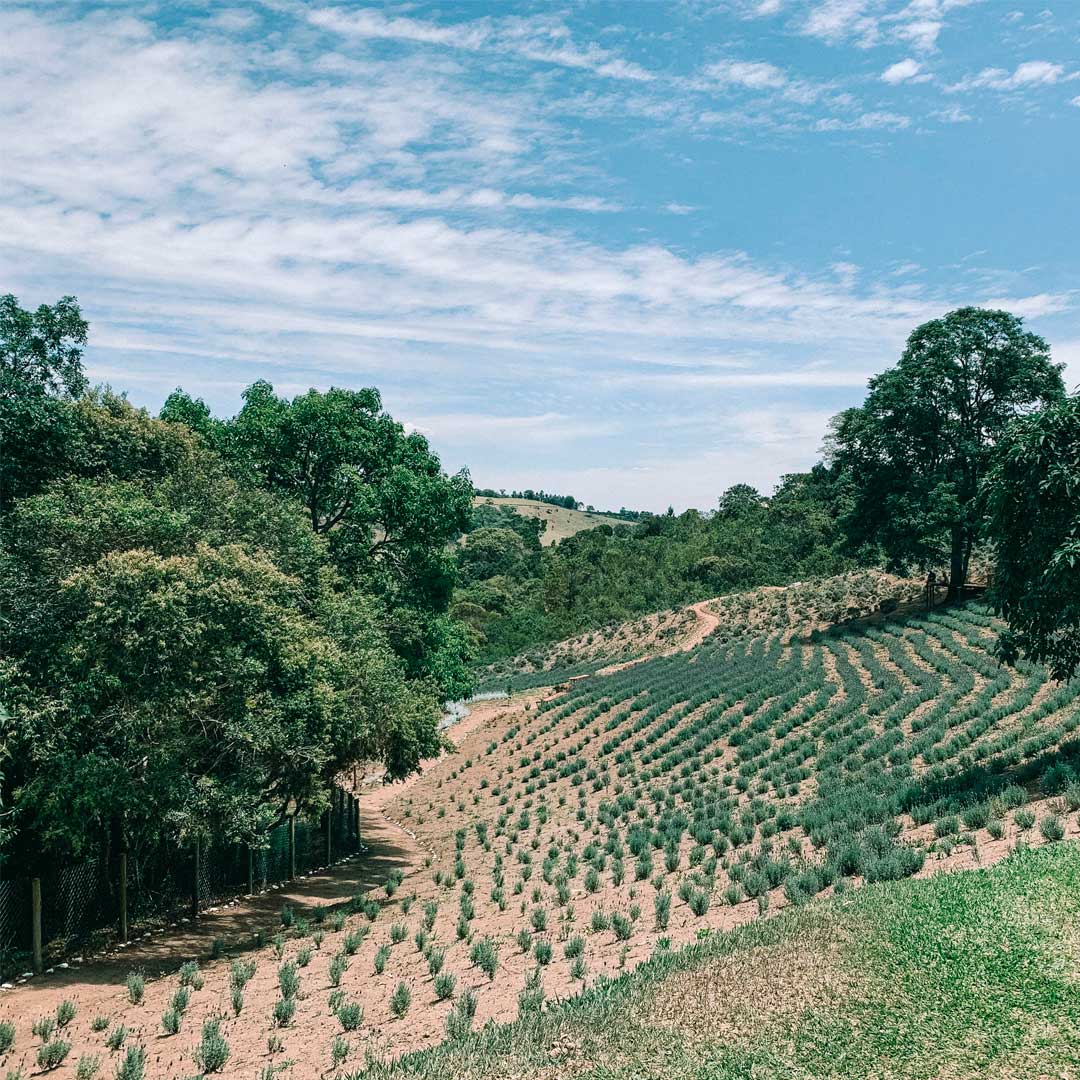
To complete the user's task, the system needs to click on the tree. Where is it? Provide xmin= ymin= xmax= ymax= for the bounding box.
xmin=0 ymin=295 xmax=89 ymax=512
xmin=0 ymin=294 xmax=87 ymax=399
xmin=830 ymin=308 xmax=1063 ymax=597
xmin=0 ymin=472 xmax=440 ymax=862
xmin=984 ymin=395 xmax=1080 ymax=680
xmin=224 ymin=381 xmax=473 ymax=695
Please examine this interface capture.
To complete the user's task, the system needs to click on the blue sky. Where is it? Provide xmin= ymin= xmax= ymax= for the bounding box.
xmin=3 ymin=0 xmax=1078 ymax=511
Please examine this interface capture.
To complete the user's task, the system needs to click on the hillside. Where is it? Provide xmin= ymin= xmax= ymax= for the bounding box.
xmin=471 ymin=496 xmax=620 ymax=545
xmin=5 ymin=584 xmax=1080 ymax=1077
xmin=380 ymin=841 xmax=1080 ymax=1078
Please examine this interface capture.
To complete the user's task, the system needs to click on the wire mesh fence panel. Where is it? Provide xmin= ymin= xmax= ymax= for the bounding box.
xmin=128 ymin=843 xmax=189 ymax=926
xmin=0 ymin=785 xmax=360 ymax=976
xmin=42 ymin=858 xmax=115 ymax=954
xmin=0 ymin=878 xmax=31 ymax=975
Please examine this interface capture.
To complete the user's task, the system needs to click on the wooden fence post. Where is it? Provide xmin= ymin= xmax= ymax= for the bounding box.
xmin=30 ymin=877 xmax=42 ymax=974
xmin=119 ymin=853 xmax=128 ymax=943
xmin=325 ymin=808 xmax=332 ymax=866
xmin=191 ymin=836 xmax=201 ymax=919
xmin=288 ymin=816 xmax=296 ymax=881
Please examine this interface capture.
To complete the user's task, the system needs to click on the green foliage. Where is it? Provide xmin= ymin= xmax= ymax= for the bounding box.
xmin=832 ymin=307 xmax=1062 ymax=591
xmin=36 ymin=1040 xmax=70 ymax=1072
xmin=390 ymin=982 xmax=412 ymax=1019
xmin=113 ymin=1047 xmax=145 ymax=1080
xmin=125 ymin=972 xmax=144 ymax=1005
xmin=985 ymin=393 xmax=1080 ymax=679
xmin=193 ymin=1019 xmax=229 ymax=1073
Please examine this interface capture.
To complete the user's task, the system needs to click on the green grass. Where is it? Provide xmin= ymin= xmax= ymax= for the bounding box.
xmin=350 ymin=842 xmax=1080 ymax=1079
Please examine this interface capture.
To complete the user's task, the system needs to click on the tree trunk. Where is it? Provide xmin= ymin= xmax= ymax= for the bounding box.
xmin=949 ymin=525 xmax=965 ymax=600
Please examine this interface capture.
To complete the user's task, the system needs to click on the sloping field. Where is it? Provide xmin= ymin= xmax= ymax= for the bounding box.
xmin=4 ymin=597 xmax=1080 ymax=1078
xmin=472 ymin=497 xmax=620 ymax=545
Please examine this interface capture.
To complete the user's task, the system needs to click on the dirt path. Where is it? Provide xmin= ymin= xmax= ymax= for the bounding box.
xmin=598 ymin=597 xmax=720 ymax=676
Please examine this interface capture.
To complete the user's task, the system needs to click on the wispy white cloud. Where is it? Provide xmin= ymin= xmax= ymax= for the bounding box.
xmin=948 ymin=60 xmax=1073 ymax=92
xmin=308 ymin=7 xmax=656 ymax=82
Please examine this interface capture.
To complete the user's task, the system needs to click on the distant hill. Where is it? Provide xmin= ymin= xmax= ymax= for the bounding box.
xmin=471 ymin=495 xmax=620 ymax=545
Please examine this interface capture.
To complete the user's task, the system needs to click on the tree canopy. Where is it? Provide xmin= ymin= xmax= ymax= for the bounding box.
xmin=829 ymin=307 xmax=1063 ymax=595
xmin=0 ymin=295 xmax=464 ymax=864
xmin=984 ymin=394 xmax=1080 ymax=680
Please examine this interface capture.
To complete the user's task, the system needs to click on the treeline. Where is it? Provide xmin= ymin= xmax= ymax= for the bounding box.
xmin=0 ymin=294 xmax=472 ymax=868
xmin=474 ymin=488 xmax=580 ymax=510
xmin=452 ymin=472 xmax=859 ymax=660
xmin=454 ymin=307 xmax=1078 ymax=677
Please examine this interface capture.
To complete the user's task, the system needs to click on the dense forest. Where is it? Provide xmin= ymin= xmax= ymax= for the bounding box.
xmin=0 ymin=294 xmax=472 ymax=867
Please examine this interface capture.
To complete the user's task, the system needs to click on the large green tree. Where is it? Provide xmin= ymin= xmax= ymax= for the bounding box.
xmin=219 ymin=381 xmax=475 ymax=697
xmin=984 ymin=394 xmax=1080 ymax=680
xmin=830 ymin=307 xmax=1064 ymax=597
xmin=0 ymin=471 xmax=441 ymax=864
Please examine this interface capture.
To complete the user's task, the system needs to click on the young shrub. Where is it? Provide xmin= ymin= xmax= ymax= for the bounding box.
xmin=328 ymin=952 xmax=348 ymax=987
xmin=1016 ymin=808 xmax=1036 ymax=830
xmin=426 ymin=947 xmax=445 ymax=977
xmin=469 ymin=937 xmax=499 ymax=980
xmin=104 ymin=1026 xmax=127 ymax=1052
xmin=280 ymin=904 xmax=295 ymax=928
xmin=530 ymin=908 xmax=548 ymax=932
xmin=434 ymin=972 xmax=457 ymax=1001
xmin=36 ymin=1039 xmax=70 ymax=1072
xmin=114 ymin=1046 xmax=145 ymax=1080
xmin=570 ymin=955 xmax=587 ymax=980
xmin=987 ymin=819 xmax=1006 ymax=840
xmin=210 ymin=936 xmax=226 ymax=960
xmin=194 ymin=1018 xmax=229 ymax=1074
xmin=0 ymin=1021 xmax=13 ymax=1054
xmin=55 ymin=1001 xmax=76 ymax=1030
xmin=534 ymin=940 xmax=553 ymax=966
xmin=328 ymin=911 xmax=346 ymax=933
xmin=515 ymin=928 xmax=532 ymax=953
xmin=75 ymin=1054 xmax=100 ymax=1080
xmin=654 ymin=889 xmax=672 ymax=930
xmin=689 ymin=889 xmax=710 ymax=917
xmin=390 ymin=922 xmax=407 ymax=945
xmin=124 ymin=971 xmax=145 ymax=1006
xmin=296 ymin=945 xmax=313 ymax=968
xmin=161 ymin=1008 xmax=182 ymax=1036
xmin=331 ymin=1036 xmax=349 ymax=1070
xmin=178 ymin=961 xmax=203 ymax=989
xmin=336 ymin=1002 xmax=363 ymax=1032
xmin=343 ymin=930 xmax=364 ymax=955
xmin=389 ymin=982 xmax=411 ymax=1019
xmin=373 ymin=944 xmax=391 ymax=975
xmin=564 ymin=935 xmax=585 ymax=959
xmin=90 ymin=1016 xmax=109 ymax=1033
xmin=272 ymin=998 xmax=296 ymax=1028
xmin=230 ymin=985 xmax=244 ymax=1017
xmin=611 ymin=913 xmax=633 ymax=941
xmin=1040 ymin=814 xmax=1065 ymax=842
xmin=278 ymin=960 xmax=300 ymax=1000
xmin=32 ymin=1016 xmax=56 ymax=1042
xmin=590 ymin=910 xmax=610 ymax=933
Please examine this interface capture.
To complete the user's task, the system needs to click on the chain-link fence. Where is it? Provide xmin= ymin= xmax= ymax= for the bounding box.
xmin=0 ymin=787 xmax=360 ymax=977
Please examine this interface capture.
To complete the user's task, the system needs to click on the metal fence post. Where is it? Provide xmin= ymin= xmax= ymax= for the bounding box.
xmin=247 ymin=846 xmax=255 ymax=896
xmin=119 ymin=853 xmax=128 ymax=943
xmin=356 ymin=799 xmax=362 ymax=850
xmin=288 ymin=816 xmax=296 ymax=880
xmin=325 ymin=806 xmax=332 ymax=866
xmin=191 ymin=836 xmax=201 ymax=919
xmin=31 ymin=877 xmax=42 ymax=974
